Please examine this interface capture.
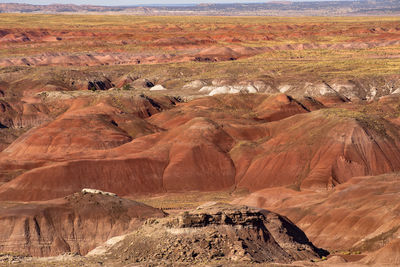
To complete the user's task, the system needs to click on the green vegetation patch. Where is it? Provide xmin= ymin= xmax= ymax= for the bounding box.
xmin=321 ymin=108 xmax=388 ymax=137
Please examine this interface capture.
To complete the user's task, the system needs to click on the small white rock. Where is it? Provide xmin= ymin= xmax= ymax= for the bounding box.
xmin=150 ymin=85 xmax=167 ymax=91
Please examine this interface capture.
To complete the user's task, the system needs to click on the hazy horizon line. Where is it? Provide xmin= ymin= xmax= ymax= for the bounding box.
xmin=0 ymin=0 xmax=355 ymax=7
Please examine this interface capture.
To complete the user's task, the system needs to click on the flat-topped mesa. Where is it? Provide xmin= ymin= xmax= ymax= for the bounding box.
xmin=81 ymin=188 xmax=117 ymax=197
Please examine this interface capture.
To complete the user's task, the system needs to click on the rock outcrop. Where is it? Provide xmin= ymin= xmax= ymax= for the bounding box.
xmin=101 ymin=203 xmax=327 ymax=264
xmin=81 ymin=188 xmax=117 ymax=197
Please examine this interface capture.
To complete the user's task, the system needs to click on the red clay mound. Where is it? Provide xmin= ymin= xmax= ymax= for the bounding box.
xmin=4 ymin=110 xmax=133 ymax=158
xmin=195 ymin=46 xmax=266 ymax=61
xmin=161 ymin=117 xmax=236 ymax=192
xmin=198 ymin=46 xmax=239 ymax=57
xmin=0 ymin=152 xmax=168 ymax=201
xmin=235 ymin=109 xmax=400 ymax=191
xmin=238 ymin=173 xmax=400 ymax=252
xmin=254 ymin=94 xmax=310 ymax=121
xmin=153 ymin=36 xmax=215 ymax=47
xmin=0 ymin=117 xmax=237 ymax=201
xmin=362 ymin=238 xmax=400 ymax=265
xmin=0 ymin=99 xmax=50 ymax=129
xmin=147 ymin=94 xmax=304 ymax=130
xmin=0 ymin=191 xmax=165 ymax=257
xmin=1 ymin=94 xmax=177 ymax=160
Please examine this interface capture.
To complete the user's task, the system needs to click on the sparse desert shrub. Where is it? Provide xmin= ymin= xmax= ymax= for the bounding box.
xmin=122 ymin=84 xmax=132 ymax=90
